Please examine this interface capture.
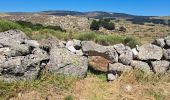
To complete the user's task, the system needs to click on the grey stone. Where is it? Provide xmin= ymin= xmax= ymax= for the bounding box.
xmin=5 ymin=44 xmax=30 ymax=57
xmin=73 ymin=39 xmax=81 ymax=50
xmin=0 ymin=30 xmax=29 ymax=41
xmin=165 ymin=36 xmax=170 ymax=46
xmin=108 ymin=63 xmax=132 ymax=72
xmin=154 ymin=38 xmax=165 ymax=48
xmin=82 ymin=41 xmax=118 ymax=63
xmin=47 ymin=47 xmax=88 ymax=78
xmin=163 ymin=49 xmax=170 ymax=60
xmin=107 ymin=73 xmax=118 ymax=81
xmin=151 ymin=60 xmax=169 ymax=74
xmin=137 ymin=44 xmax=163 ymax=60
xmin=132 ymin=48 xmax=138 ymax=58
xmin=24 ymin=40 xmax=40 ymax=48
xmin=119 ymin=46 xmax=133 ymax=65
xmin=75 ymin=50 xmax=84 ymax=56
xmin=113 ymin=43 xmax=126 ymax=54
xmin=131 ymin=60 xmax=152 ymax=74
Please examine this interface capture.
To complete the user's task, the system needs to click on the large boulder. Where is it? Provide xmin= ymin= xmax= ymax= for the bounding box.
xmin=151 ymin=60 xmax=169 ymax=74
xmin=47 ymin=47 xmax=88 ymax=78
xmin=137 ymin=44 xmax=163 ymax=60
xmin=108 ymin=63 xmax=132 ymax=73
xmin=119 ymin=46 xmax=133 ymax=65
xmin=82 ymin=41 xmax=118 ymax=63
xmin=131 ymin=60 xmax=152 ymax=74
xmin=88 ymin=56 xmax=110 ymax=72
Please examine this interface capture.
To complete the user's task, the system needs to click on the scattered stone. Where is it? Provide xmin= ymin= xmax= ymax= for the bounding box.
xmin=107 ymin=73 xmax=117 ymax=81
xmin=137 ymin=44 xmax=163 ymax=60
xmin=151 ymin=60 xmax=169 ymax=74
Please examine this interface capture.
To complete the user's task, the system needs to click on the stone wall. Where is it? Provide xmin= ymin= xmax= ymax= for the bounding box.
xmin=0 ymin=30 xmax=170 ymax=82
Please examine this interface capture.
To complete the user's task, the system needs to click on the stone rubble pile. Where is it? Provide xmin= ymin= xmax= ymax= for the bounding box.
xmin=0 ymin=30 xmax=170 ymax=82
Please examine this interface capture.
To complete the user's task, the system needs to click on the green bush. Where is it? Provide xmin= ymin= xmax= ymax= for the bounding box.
xmin=90 ymin=20 xmax=100 ymax=30
xmin=90 ymin=19 xmax=115 ymax=31
xmin=0 ymin=19 xmax=22 ymax=32
xmin=124 ymin=36 xmax=140 ymax=48
xmin=64 ymin=95 xmax=74 ymax=100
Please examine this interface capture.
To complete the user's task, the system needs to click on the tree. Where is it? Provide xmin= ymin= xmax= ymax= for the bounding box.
xmin=90 ymin=20 xmax=100 ymax=30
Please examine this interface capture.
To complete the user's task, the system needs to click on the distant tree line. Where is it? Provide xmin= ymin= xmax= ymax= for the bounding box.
xmin=127 ymin=17 xmax=170 ymax=26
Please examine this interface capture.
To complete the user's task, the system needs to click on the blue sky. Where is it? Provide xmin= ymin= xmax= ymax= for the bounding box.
xmin=0 ymin=0 xmax=170 ymax=16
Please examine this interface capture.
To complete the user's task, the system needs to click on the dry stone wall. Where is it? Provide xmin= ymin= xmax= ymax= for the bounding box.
xmin=0 ymin=29 xmax=170 ymax=82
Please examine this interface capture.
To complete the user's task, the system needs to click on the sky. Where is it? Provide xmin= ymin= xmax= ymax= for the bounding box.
xmin=0 ymin=0 xmax=170 ymax=16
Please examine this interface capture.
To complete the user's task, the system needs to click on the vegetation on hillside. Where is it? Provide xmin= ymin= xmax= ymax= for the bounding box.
xmin=0 ymin=19 xmax=140 ymax=47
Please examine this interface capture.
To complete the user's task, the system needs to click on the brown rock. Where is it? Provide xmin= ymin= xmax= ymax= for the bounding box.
xmin=88 ymin=56 xmax=110 ymax=72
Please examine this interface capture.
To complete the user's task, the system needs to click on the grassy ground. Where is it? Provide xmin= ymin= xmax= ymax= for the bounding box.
xmin=1 ymin=70 xmax=169 ymax=100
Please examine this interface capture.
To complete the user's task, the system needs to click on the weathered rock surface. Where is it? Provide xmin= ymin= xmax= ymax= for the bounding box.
xmin=137 ymin=44 xmax=163 ymax=60
xmin=131 ymin=60 xmax=151 ymax=73
xmin=107 ymin=73 xmax=118 ymax=81
xmin=119 ymin=46 xmax=133 ymax=65
xmin=88 ymin=56 xmax=110 ymax=72
xmin=82 ymin=41 xmax=118 ymax=63
xmin=165 ymin=36 xmax=170 ymax=47
xmin=47 ymin=47 xmax=88 ymax=78
xmin=113 ymin=43 xmax=126 ymax=54
xmin=108 ymin=63 xmax=132 ymax=72
xmin=163 ymin=49 xmax=170 ymax=60
xmin=0 ymin=30 xmax=49 ymax=82
xmin=154 ymin=38 xmax=165 ymax=48
xmin=151 ymin=60 xmax=169 ymax=74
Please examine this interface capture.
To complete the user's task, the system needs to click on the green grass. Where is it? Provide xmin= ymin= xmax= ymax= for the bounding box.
xmin=0 ymin=73 xmax=76 ymax=99
xmin=149 ymin=89 xmax=165 ymax=100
